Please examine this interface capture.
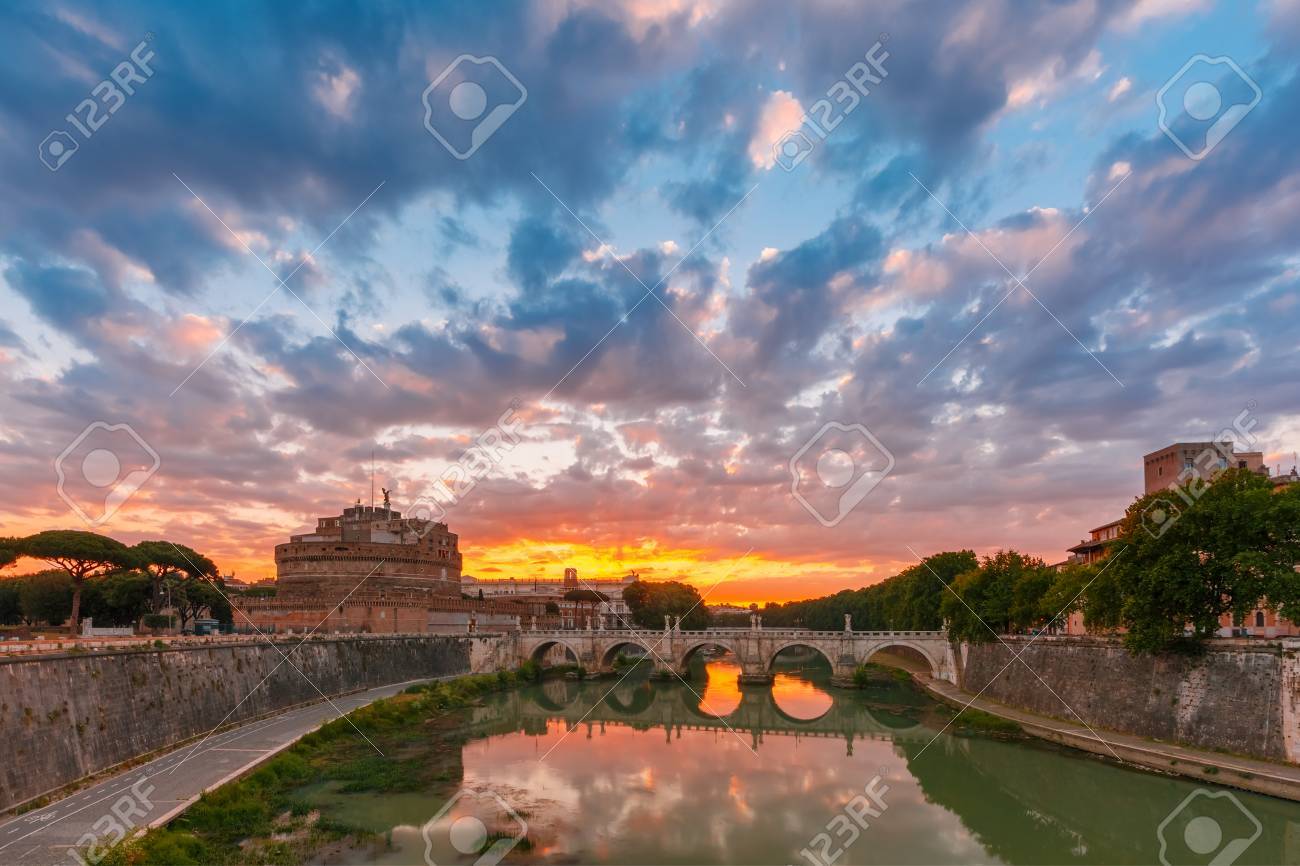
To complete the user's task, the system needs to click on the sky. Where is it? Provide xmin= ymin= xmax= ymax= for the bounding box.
xmin=2 ymin=0 xmax=1299 ymax=605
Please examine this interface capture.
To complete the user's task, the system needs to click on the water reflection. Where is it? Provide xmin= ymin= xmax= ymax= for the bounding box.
xmin=317 ymin=658 xmax=1300 ymax=865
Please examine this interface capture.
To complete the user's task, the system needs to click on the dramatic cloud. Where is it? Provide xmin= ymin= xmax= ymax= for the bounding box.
xmin=1 ymin=1 xmax=1296 ymax=603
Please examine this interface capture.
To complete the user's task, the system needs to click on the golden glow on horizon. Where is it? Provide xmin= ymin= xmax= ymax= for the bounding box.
xmin=466 ymin=537 xmax=896 ymax=605
xmin=6 ymin=513 xmax=1052 ymax=606
xmin=3 ymin=512 xmax=906 ymax=604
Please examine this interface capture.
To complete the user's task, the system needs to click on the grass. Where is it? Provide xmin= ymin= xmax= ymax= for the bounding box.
xmin=851 ymin=663 xmax=914 ymax=688
xmin=950 ymin=707 xmax=1023 ymax=736
xmin=98 ymin=671 xmax=525 ymax=866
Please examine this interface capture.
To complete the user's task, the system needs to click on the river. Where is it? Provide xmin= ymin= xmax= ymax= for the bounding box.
xmin=303 ymin=654 xmax=1300 ymax=865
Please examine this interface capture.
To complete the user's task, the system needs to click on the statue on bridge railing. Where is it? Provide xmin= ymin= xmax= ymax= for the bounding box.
xmin=845 ymin=614 xmax=852 ymax=633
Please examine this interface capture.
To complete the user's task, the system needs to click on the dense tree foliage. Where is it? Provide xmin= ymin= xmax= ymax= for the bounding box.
xmin=133 ymin=541 xmax=218 ymax=613
xmin=759 ymin=470 xmax=1300 ymax=655
xmin=18 ymin=531 xmax=137 ymax=628
xmin=623 ymin=580 xmax=712 ymax=630
xmin=940 ymin=551 xmax=1056 ymax=641
xmin=17 ymin=569 xmax=75 ymax=626
xmin=761 ymin=551 xmax=978 ymax=630
xmin=0 ymin=579 xmax=21 ymax=625
xmin=4 ymin=533 xmax=226 ymax=631
xmin=170 ymin=577 xmax=234 ymax=628
xmin=0 ymin=537 xmax=19 ymax=572
xmin=82 ymin=570 xmax=154 ymax=627
xmin=1108 ymin=468 xmax=1300 ymax=652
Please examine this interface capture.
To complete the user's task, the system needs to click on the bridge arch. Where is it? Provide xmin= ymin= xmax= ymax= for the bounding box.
xmin=861 ymin=640 xmax=943 ymax=678
xmin=765 ymin=640 xmax=837 ymax=673
xmin=599 ymin=637 xmax=660 ymax=670
xmin=675 ymin=638 xmax=741 ymax=671
xmin=527 ymin=637 xmax=582 ymax=667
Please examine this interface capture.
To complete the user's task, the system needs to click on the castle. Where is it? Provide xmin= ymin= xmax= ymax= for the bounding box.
xmin=241 ymin=500 xmax=545 ymax=634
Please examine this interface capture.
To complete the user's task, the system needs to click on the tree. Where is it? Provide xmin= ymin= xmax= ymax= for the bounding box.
xmin=0 ymin=537 xmax=20 ymax=572
xmin=758 ymin=550 xmax=978 ymax=631
xmin=0 ymin=579 xmax=21 ymax=625
xmin=1040 ymin=564 xmax=1092 ymax=631
xmin=564 ymin=588 xmax=612 ymax=626
xmin=18 ymin=531 xmax=137 ymax=630
xmin=940 ymin=550 xmax=1048 ymax=641
xmin=132 ymin=541 xmax=218 ymax=614
xmin=18 ymin=570 xmax=74 ymax=626
xmin=82 ymin=570 xmax=153 ymax=627
xmin=171 ymin=577 xmax=233 ymax=629
xmin=622 ymin=580 xmax=712 ymax=631
xmin=1009 ymin=562 xmax=1056 ymax=633
xmin=1109 ymin=468 xmax=1300 ymax=652
xmin=0 ymin=539 xmax=18 ymax=626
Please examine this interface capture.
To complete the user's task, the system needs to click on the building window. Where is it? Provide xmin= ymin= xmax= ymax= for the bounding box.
xmin=1255 ymin=611 xmax=1265 ymax=628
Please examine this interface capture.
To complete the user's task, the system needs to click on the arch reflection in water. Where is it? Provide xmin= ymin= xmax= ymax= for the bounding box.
xmin=337 ymin=673 xmax=1300 ymax=865
xmin=767 ymin=645 xmax=835 ymax=720
xmin=477 ymin=657 xmax=927 ymax=751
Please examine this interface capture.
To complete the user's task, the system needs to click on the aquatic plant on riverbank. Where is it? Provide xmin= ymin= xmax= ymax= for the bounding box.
xmin=948 ymin=706 xmax=1023 ymax=737
xmin=97 ymin=672 xmax=525 ymax=866
xmin=851 ymin=662 xmax=914 ymax=688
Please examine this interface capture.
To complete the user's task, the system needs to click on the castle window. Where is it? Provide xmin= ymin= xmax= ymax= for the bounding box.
xmin=1255 ymin=611 xmax=1265 ymax=628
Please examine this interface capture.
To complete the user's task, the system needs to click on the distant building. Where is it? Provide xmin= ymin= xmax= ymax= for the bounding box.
xmin=242 ymin=501 xmax=546 ymax=634
xmin=275 ymin=501 xmax=463 ymax=601
xmin=1065 ymin=519 xmax=1123 ymax=566
xmin=462 ymin=569 xmax=639 ymax=627
xmin=1143 ymin=440 xmax=1266 ymax=495
xmin=1063 ymin=440 xmax=1298 ymax=638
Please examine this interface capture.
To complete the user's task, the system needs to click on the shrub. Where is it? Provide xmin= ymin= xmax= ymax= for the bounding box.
xmin=952 ymin=707 xmax=1022 ymax=736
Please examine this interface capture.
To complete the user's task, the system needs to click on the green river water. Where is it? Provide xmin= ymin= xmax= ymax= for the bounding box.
xmin=303 ymin=655 xmax=1300 ymax=865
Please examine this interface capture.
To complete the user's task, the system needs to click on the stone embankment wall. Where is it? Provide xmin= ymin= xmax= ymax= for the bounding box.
xmin=0 ymin=634 xmax=494 ymax=811
xmin=959 ymin=636 xmax=1296 ymax=762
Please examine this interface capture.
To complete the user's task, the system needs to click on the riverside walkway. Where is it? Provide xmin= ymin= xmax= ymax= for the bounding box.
xmin=921 ymin=676 xmax=1300 ymax=802
xmin=0 ymin=677 xmax=438 ymax=866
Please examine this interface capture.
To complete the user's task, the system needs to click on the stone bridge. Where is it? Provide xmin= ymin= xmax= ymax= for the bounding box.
xmin=515 ymin=623 xmax=957 ymax=686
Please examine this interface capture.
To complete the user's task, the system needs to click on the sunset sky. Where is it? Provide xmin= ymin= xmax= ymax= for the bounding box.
xmin=3 ymin=1 xmax=1300 ymax=605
